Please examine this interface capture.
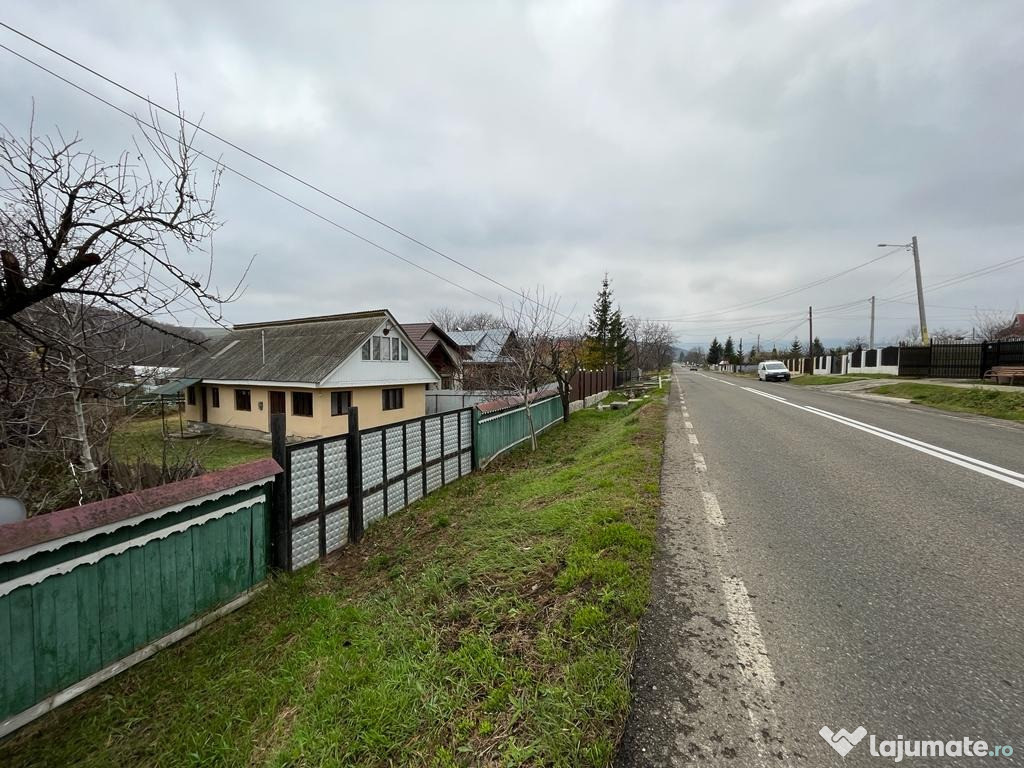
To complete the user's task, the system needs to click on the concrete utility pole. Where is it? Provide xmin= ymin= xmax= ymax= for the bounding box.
xmin=911 ymin=235 xmax=929 ymax=345
xmin=808 ymin=305 xmax=813 ymax=375
xmin=869 ymin=296 xmax=876 ymax=349
xmin=878 ymin=235 xmax=929 ymax=345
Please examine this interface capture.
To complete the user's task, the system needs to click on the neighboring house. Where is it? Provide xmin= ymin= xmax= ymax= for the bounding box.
xmin=447 ymin=328 xmax=515 ymax=389
xmin=400 ymin=323 xmax=465 ymax=389
xmin=999 ymin=313 xmax=1024 ymax=339
xmin=129 ymin=365 xmax=180 ymax=392
xmin=178 ymin=310 xmax=440 ymax=440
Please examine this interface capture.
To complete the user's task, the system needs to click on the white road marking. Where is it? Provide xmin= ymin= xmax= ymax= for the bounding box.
xmin=740 ymin=386 xmax=1024 ymax=490
xmin=677 ymin=368 xmax=784 ymax=763
xmin=683 ymin=410 xmax=689 ymax=417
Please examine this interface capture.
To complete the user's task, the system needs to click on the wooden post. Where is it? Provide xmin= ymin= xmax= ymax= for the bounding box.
xmin=269 ymin=413 xmax=289 ymax=570
xmin=346 ymin=407 xmax=364 ymax=543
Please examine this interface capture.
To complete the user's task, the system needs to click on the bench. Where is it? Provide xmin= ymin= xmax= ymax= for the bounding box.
xmin=983 ymin=365 xmax=1024 ymax=385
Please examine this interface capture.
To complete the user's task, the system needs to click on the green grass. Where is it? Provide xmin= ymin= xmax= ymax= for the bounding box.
xmin=788 ymin=373 xmax=898 ymax=386
xmin=110 ymin=417 xmax=269 ymax=471
xmin=1 ymin=393 xmax=666 ymax=767
xmin=872 ymin=382 xmax=1024 ymax=421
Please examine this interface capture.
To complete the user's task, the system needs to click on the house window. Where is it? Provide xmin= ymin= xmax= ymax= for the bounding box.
xmin=211 ymin=387 xmax=220 ymax=408
xmin=363 ymin=335 xmax=410 ymax=361
xmin=382 ymin=387 xmax=404 ymax=411
xmin=186 ymin=385 xmax=196 ymax=405
xmin=331 ymin=390 xmax=351 ymax=416
xmin=292 ymin=391 xmax=313 ymax=417
xmin=235 ymin=388 xmax=251 ymax=411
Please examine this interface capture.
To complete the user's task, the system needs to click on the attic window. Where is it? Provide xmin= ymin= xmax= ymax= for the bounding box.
xmin=362 ymin=335 xmax=408 ymax=361
xmin=211 ymin=339 xmax=240 ymax=359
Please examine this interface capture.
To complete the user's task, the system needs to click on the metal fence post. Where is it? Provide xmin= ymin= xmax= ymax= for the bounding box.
xmin=346 ymin=407 xmax=364 ymax=543
xmin=471 ymin=407 xmax=481 ymax=469
xmin=269 ymin=413 xmax=289 ymax=570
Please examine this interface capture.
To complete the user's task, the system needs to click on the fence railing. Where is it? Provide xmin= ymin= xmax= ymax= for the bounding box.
xmin=898 ymin=340 xmax=1024 ymax=378
xmin=276 ymin=408 xmax=474 ymax=571
xmin=0 ymin=459 xmax=280 ymax=738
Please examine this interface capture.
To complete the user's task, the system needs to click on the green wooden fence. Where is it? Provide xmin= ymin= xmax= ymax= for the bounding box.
xmin=474 ymin=394 xmax=564 ymax=466
xmin=0 ymin=460 xmax=279 ymax=737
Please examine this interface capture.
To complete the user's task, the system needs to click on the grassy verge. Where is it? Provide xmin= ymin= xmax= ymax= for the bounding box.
xmin=1 ymin=394 xmax=666 ymax=767
xmin=788 ymin=373 xmax=898 ymax=386
xmin=872 ymin=383 xmax=1024 ymax=421
xmin=110 ymin=417 xmax=268 ymax=471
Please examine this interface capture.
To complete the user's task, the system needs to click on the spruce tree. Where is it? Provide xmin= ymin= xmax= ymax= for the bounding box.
xmin=811 ymin=336 xmax=826 ymax=357
xmin=723 ymin=336 xmax=736 ymax=363
xmin=789 ymin=338 xmax=804 ymax=357
xmin=707 ymin=337 xmax=723 ymax=364
xmin=609 ymin=306 xmax=631 ymax=367
xmin=587 ymin=274 xmax=613 ymax=361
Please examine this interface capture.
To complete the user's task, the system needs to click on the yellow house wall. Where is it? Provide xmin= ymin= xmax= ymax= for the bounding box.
xmin=185 ymin=383 xmax=426 ymax=439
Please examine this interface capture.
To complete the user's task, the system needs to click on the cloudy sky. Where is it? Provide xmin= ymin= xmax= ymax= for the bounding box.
xmin=2 ymin=1 xmax=1022 ymax=349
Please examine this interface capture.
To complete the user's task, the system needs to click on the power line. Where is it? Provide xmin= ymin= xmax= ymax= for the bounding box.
xmin=654 ymin=247 xmax=905 ymax=322
xmin=0 ymin=21 xmax=571 ymax=320
xmin=0 ymin=41 xmax=510 ymax=313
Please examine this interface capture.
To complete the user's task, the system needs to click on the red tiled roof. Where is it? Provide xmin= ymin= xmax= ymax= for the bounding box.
xmin=0 ymin=458 xmax=282 ymax=559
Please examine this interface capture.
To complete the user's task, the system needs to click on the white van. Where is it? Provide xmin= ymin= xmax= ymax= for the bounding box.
xmin=757 ymin=360 xmax=791 ymax=382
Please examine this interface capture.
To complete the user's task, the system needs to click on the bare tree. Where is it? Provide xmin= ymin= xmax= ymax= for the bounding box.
xmin=494 ymin=287 xmax=564 ymax=451
xmin=428 ymin=306 xmax=500 ymax=332
xmin=974 ymin=309 xmax=1018 ymax=340
xmin=1 ymin=107 xmax=244 ymax=513
xmin=537 ymin=322 xmax=587 ymax=423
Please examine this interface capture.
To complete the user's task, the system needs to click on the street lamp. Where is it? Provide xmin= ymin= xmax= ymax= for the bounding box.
xmin=877 ymin=235 xmax=929 ymax=345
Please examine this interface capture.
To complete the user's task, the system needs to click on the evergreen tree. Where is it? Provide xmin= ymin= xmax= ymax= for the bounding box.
xmin=707 ymin=337 xmax=723 ymax=364
xmin=811 ymin=336 xmax=826 ymax=357
xmin=586 ymin=274 xmax=613 ymax=359
xmin=738 ymin=338 xmax=744 ymax=363
xmin=608 ymin=307 xmax=631 ymax=367
xmin=788 ymin=338 xmax=804 ymax=357
xmin=723 ymin=336 xmax=736 ymax=363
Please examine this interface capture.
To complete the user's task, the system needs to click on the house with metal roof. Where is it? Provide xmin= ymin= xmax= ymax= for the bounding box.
xmin=446 ymin=328 xmax=515 ymax=389
xmin=177 ymin=310 xmax=440 ymax=440
xmin=400 ymin=323 xmax=465 ymax=389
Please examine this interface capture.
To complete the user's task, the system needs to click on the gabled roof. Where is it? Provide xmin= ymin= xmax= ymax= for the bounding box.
xmin=448 ymin=327 xmax=513 ymax=363
xmin=181 ymin=310 xmax=389 ymax=384
xmin=400 ymin=323 xmax=463 ymax=359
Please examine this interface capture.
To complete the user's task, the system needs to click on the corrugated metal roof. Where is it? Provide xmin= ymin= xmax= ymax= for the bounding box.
xmin=179 ymin=311 xmax=387 ymax=383
xmin=448 ymin=328 xmax=513 ymax=364
xmin=149 ymin=377 xmax=200 ymax=396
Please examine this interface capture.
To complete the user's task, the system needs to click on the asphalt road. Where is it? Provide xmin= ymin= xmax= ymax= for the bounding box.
xmin=618 ymin=366 xmax=1024 ymax=766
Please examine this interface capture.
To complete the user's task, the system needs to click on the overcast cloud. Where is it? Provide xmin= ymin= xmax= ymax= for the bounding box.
xmin=2 ymin=0 xmax=1022 ymax=348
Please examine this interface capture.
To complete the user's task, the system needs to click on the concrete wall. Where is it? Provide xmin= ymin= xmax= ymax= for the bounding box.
xmin=185 ymin=383 xmax=426 ymax=439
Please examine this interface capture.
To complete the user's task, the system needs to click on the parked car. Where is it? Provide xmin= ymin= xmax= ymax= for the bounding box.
xmin=758 ymin=361 xmax=791 ymax=382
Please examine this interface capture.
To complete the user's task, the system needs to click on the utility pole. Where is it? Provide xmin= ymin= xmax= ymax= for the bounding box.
xmin=911 ymin=235 xmax=929 ymax=345
xmin=808 ymin=305 xmax=813 ymax=375
xmin=869 ymin=295 xmax=875 ymax=349
xmin=756 ymin=333 xmax=760 ymax=357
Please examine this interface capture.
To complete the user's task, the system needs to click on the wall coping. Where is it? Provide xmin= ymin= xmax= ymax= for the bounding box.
xmin=476 ymin=388 xmax=560 ymax=415
xmin=0 ymin=458 xmax=281 ymax=562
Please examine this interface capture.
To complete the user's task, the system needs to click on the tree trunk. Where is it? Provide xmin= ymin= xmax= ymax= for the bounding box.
xmin=522 ymin=391 xmax=538 ymax=450
xmin=67 ymin=356 xmax=97 ymax=476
